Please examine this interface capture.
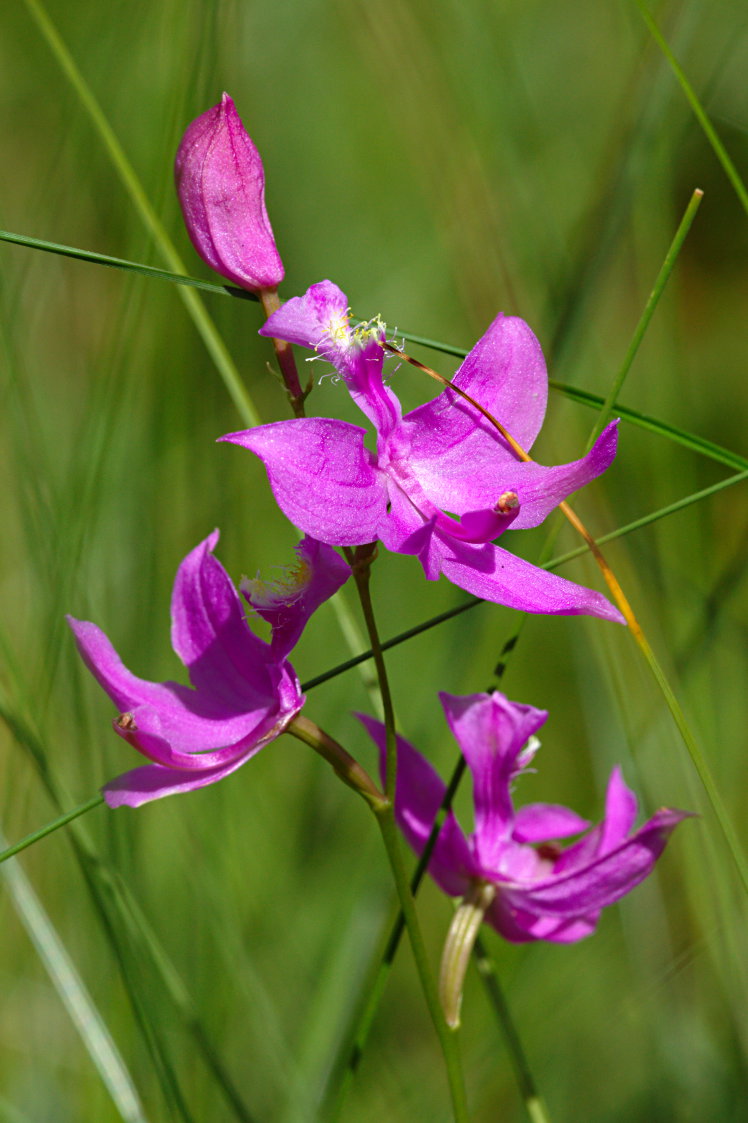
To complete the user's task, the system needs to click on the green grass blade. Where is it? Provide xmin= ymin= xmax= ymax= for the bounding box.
xmin=1 ymin=835 xmax=149 ymax=1123
xmin=0 ymin=699 xmax=256 ymax=1123
xmin=21 ymin=0 xmax=261 ymax=428
xmin=550 ymin=382 xmax=748 ymax=471
xmin=0 ymin=229 xmax=257 ymax=302
xmin=0 ymin=796 xmax=104 ymax=866
xmin=635 ymin=0 xmax=748 ymax=217
xmin=586 ymin=187 xmax=703 ymax=446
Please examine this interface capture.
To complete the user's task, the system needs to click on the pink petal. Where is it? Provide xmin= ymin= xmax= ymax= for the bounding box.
xmin=242 ymin=536 xmax=351 ymax=658
xmin=512 ymin=803 xmax=591 ymax=843
xmin=403 ymin=316 xmax=548 ymax=481
xmin=357 ymin=713 xmax=475 ymax=897
xmin=170 ymin=531 xmax=276 ymax=702
xmin=439 ymin=692 xmax=547 ymax=869
xmin=258 ymin=279 xmax=349 ymax=350
xmin=221 ymin=419 xmax=388 ymax=545
xmin=505 ymin=422 xmax=619 ymax=530
xmin=104 ymin=745 xmax=261 ymax=808
xmin=436 ymin=537 xmax=625 ymax=622
xmin=507 ymin=808 xmax=691 ymax=915
xmin=487 ymin=896 xmax=600 ymax=943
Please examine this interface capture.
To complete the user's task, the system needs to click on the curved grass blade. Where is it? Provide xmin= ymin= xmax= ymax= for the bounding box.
xmin=0 ymin=699 xmax=258 ymax=1123
xmin=1 ymin=832 xmax=149 ymax=1123
xmin=0 ymin=795 xmax=104 ymax=866
xmin=20 ymin=0 xmax=261 ymax=428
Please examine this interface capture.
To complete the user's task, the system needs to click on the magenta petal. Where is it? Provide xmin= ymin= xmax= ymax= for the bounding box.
xmin=507 ymin=422 xmax=619 ymax=530
xmin=511 ymin=808 xmax=691 ymax=916
xmin=599 ymin=767 xmax=639 ymax=852
xmin=404 ymin=314 xmax=548 ymax=468
xmin=242 ymin=536 xmax=351 ymax=658
xmin=68 ymin=616 xmax=184 ymax=715
xmin=112 ymin=691 xmax=298 ymax=764
xmin=221 ymin=419 xmax=388 ymax=545
xmin=342 ymin=335 xmax=402 ymax=437
xmin=69 ymin=531 xmax=319 ymax=806
xmin=170 ymin=531 xmax=275 ymax=702
xmin=437 ymin=537 xmax=625 ymax=623
xmin=357 ymin=713 xmax=475 ymax=896
xmin=439 ymin=692 xmax=547 ymax=869
xmin=512 ymin=803 xmax=591 ymax=843
xmin=258 ymin=279 xmax=349 ymax=350
xmin=488 ymin=896 xmax=600 ymax=943
xmin=175 ymin=93 xmax=283 ymax=290
xmin=103 ymin=747 xmax=260 ymax=809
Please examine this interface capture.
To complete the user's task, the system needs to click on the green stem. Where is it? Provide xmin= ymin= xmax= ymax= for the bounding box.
xmin=351 ymin=550 xmax=470 ymax=1121
xmin=258 ymin=287 xmax=307 ymax=416
xmin=374 ymin=805 xmax=470 ymax=1122
xmin=0 ymin=794 xmax=104 ymax=866
xmin=287 ymin=715 xmax=386 ymax=809
xmin=304 ymin=467 xmax=748 ymax=695
xmin=473 ymin=936 xmax=551 ymax=1123
xmin=0 ymin=229 xmax=256 ymax=302
xmin=21 ymin=0 xmax=261 ymax=428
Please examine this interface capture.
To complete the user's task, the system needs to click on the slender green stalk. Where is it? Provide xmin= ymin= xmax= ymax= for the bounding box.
xmin=473 ymin=936 xmax=551 ymax=1123
xmin=21 ymin=0 xmax=261 ymax=428
xmin=635 ymin=0 xmax=748 ymax=218
xmin=351 ymin=554 xmax=470 ymax=1121
xmin=585 ymin=187 xmax=703 ymax=446
xmin=287 ymin=715 xmax=386 ymax=809
xmin=374 ymin=807 xmax=470 ymax=1122
xmin=0 ymin=704 xmax=256 ymax=1122
xmin=0 ymin=794 xmax=104 ymax=866
xmin=1 ymin=830 xmax=148 ymax=1123
xmin=550 ymin=382 xmax=748 ymax=472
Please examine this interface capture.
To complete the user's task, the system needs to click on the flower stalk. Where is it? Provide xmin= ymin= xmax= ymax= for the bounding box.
xmin=350 ymin=544 xmax=470 ymax=1120
xmin=259 ymin=286 xmax=308 ymax=417
xmin=287 ymin=715 xmax=386 ymax=809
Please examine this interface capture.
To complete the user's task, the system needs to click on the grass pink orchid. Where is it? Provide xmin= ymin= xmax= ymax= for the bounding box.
xmin=68 ymin=532 xmax=349 ymax=808
xmin=359 ymin=691 xmax=690 ymax=944
xmin=222 ymin=281 xmax=623 ymax=621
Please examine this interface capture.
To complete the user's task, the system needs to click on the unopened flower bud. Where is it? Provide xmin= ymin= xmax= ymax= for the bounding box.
xmin=174 ymin=92 xmax=284 ymax=291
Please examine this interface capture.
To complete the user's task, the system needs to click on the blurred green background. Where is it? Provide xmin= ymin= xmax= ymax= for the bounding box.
xmin=1 ymin=0 xmax=747 ymax=1119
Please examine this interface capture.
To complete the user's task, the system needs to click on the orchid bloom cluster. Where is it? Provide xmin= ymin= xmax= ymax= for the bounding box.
xmin=69 ymin=90 xmax=687 ymax=989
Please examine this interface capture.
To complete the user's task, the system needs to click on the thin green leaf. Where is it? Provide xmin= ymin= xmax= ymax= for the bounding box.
xmin=3 ymin=227 xmax=743 ymax=475
xmin=1 ymin=832 xmax=148 ymax=1123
